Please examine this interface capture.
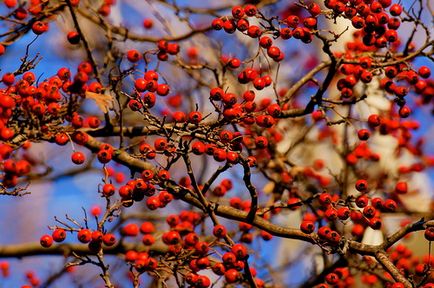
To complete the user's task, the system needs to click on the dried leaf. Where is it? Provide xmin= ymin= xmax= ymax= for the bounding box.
xmin=263 ymin=181 xmax=275 ymax=195
xmin=85 ymin=91 xmax=114 ymax=114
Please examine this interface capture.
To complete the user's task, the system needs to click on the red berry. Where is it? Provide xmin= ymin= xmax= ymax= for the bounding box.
xmin=71 ymin=151 xmax=85 ymax=165
xmin=4 ymin=0 xmax=17 ymax=8
xmin=77 ymin=229 xmax=92 ymax=243
xmin=52 ymin=229 xmax=66 ymax=243
xmin=231 ymin=243 xmax=247 ymax=259
xmin=312 ymin=110 xmax=325 ymax=121
xmin=67 ymin=31 xmax=80 ymax=44
xmin=156 ymin=84 xmax=170 ymax=96
xmin=224 ymin=269 xmax=239 ymax=283
xmin=102 ymin=233 xmax=116 ymax=246
xmin=300 ymin=221 xmax=315 ymax=234
xmin=212 ymin=18 xmax=224 ymax=30
xmin=143 ymin=18 xmax=153 ymax=29
xmin=357 ymin=129 xmax=370 ymax=141
xmin=259 ymin=36 xmax=272 ymax=48
xmin=244 ymin=4 xmax=257 ymax=16
xmin=368 ymin=114 xmax=381 ymax=127
xmin=389 ymin=4 xmax=402 ymax=16
xmin=127 ymin=49 xmax=141 ymax=62
xmin=399 ymin=106 xmax=411 ymax=118
xmin=355 ymin=195 xmax=369 ymax=208
xmin=213 ymin=225 xmax=227 ymax=238
xmin=102 ymin=183 xmax=115 ymax=197
xmin=325 ymin=273 xmax=339 ymax=284
xmin=418 ymin=66 xmax=431 ymax=78
xmin=140 ymin=222 xmax=155 ymax=234
xmin=355 ymin=179 xmax=368 ymax=192
xmin=122 ymin=223 xmax=139 ymax=237
xmin=32 ymin=21 xmax=49 ymax=34
xmin=395 ymin=182 xmax=408 ymax=194
xmin=40 ymin=235 xmax=53 ymax=248
xmin=2 ymin=73 xmax=15 ymax=86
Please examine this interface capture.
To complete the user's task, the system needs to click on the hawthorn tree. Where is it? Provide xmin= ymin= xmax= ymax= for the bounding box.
xmin=0 ymin=0 xmax=433 ymax=287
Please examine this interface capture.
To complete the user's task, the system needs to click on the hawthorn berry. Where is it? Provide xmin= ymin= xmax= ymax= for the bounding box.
xmin=355 ymin=179 xmax=368 ymax=192
xmin=71 ymin=151 xmax=85 ymax=165
xmin=143 ymin=18 xmax=153 ymax=29
xmin=40 ymin=235 xmax=53 ymax=248
xmin=244 ymin=4 xmax=257 ymax=16
xmin=213 ymin=225 xmax=227 ymax=238
xmin=122 ymin=223 xmax=139 ymax=237
xmin=337 ymin=207 xmax=350 ymax=220
xmin=357 ymin=129 xmax=370 ymax=141
xmin=52 ymin=229 xmax=66 ymax=243
xmin=32 ymin=21 xmax=48 ymax=34
xmin=77 ymin=229 xmax=92 ymax=243
xmin=418 ymin=66 xmax=431 ymax=78
xmin=224 ymin=269 xmax=239 ymax=283
xmin=355 ymin=195 xmax=369 ymax=208
xmin=127 ymin=49 xmax=141 ymax=62
xmin=399 ymin=106 xmax=411 ymax=118
xmin=300 ymin=221 xmax=315 ymax=234
xmin=395 ymin=182 xmax=408 ymax=194
xmin=67 ymin=31 xmax=80 ymax=44
xmin=102 ymin=233 xmax=116 ymax=246
xmin=389 ymin=4 xmax=402 ymax=16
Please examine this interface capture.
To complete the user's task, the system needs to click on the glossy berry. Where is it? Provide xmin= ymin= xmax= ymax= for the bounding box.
xmin=231 ymin=243 xmax=247 ymax=259
xmin=418 ymin=66 xmax=431 ymax=78
xmin=71 ymin=151 xmax=85 ymax=165
xmin=121 ymin=223 xmax=139 ymax=237
xmin=102 ymin=233 xmax=116 ymax=246
xmin=212 ymin=225 xmax=227 ymax=238
xmin=399 ymin=106 xmax=411 ymax=118
xmin=127 ymin=49 xmax=141 ymax=62
xmin=77 ymin=229 xmax=92 ymax=243
xmin=224 ymin=269 xmax=239 ymax=283
xmin=300 ymin=221 xmax=315 ymax=234
xmin=52 ymin=229 xmax=66 ymax=242
xmin=143 ymin=18 xmax=153 ymax=29
xmin=355 ymin=179 xmax=368 ymax=192
xmin=40 ymin=235 xmax=53 ymax=248
xmin=357 ymin=129 xmax=370 ymax=141
xmin=102 ymin=183 xmax=115 ymax=197
xmin=395 ymin=182 xmax=408 ymax=194
xmin=32 ymin=21 xmax=49 ymax=34
xmin=140 ymin=222 xmax=155 ymax=234
xmin=389 ymin=4 xmax=402 ymax=16
xmin=67 ymin=31 xmax=80 ymax=44
xmin=368 ymin=114 xmax=381 ymax=127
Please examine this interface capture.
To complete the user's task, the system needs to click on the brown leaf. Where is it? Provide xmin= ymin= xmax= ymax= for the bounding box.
xmin=263 ymin=181 xmax=275 ymax=195
xmin=85 ymin=91 xmax=114 ymax=114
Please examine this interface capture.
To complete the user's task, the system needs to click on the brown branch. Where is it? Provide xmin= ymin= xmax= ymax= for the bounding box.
xmin=0 ymin=242 xmax=166 ymax=258
xmin=77 ymin=8 xmax=212 ymax=43
xmin=65 ymin=0 xmax=101 ymax=83
xmin=281 ymin=61 xmax=331 ymax=103
xmin=241 ymin=160 xmax=258 ymax=222
xmin=375 ymin=251 xmax=412 ymax=288
xmin=380 ymin=218 xmax=427 ymax=250
xmin=83 ymin=132 xmax=432 ymax=257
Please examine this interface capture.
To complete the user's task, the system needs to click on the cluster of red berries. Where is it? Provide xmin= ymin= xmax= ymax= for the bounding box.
xmin=98 ymin=0 xmax=116 ymax=17
xmin=156 ymin=40 xmax=180 ymax=61
xmin=212 ymin=5 xmax=259 ymax=36
xmin=120 ymin=221 xmax=156 ymax=246
xmin=40 ymin=228 xmax=116 ymax=250
xmin=130 ymin=70 xmax=170 ymax=110
xmin=315 ymin=267 xmax=355 ymax=287
xmin=114 ymin=210 xmax=266 ymax=287
xmin=0 ymin=63 xmax=106 ymax=187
